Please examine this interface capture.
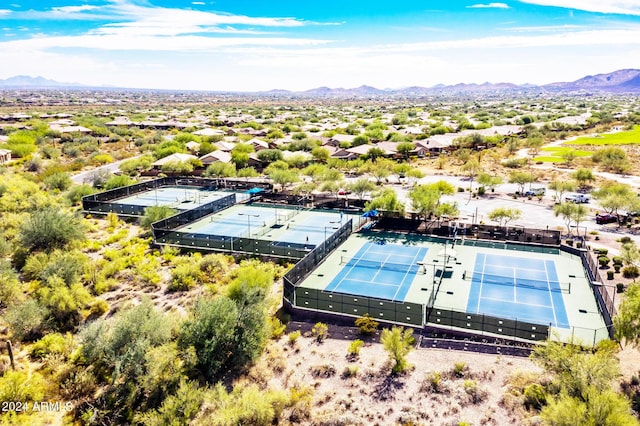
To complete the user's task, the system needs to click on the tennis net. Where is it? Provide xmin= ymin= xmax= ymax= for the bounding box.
xmin=340 ymin=256 xmax=421 ymax=273
xmin=210 ymin=217 xmax=258 ymax=226
xmin=287 ymin=225 xmax=329 ymax=233
xmin=464 ymin=270 xmax=570 ymax=293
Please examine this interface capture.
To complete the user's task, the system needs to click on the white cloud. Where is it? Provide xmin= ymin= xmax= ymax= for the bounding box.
xmin=518 ymin=1 xmax=640 ymax=16
xmin=0 ymin=34 xmax=332 ymax=52
xmin=467 ymin=3 xmax=510 ymax=9
xmin=502 ymin=24 xmax=583 ymax=32
xmin=51 ymin=5 xmax=100 ymax=14
xmin=192 ymin=2 xmax=205 ymax=4
xmin=0 ymin=9 xmax=11 ymax=16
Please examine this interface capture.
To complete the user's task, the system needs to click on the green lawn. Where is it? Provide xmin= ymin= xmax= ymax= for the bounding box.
xmin=569 ymin=126 xmax=640 ymax=145
xmin=534 ymin=146 xmax=592 ymax=163
xmin=533 ymin=156 xmax=565 ymax=163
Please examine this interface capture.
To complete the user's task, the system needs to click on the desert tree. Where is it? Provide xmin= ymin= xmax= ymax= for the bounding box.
xmin=549 ymin=180 xmax=577 ymax=203
xmin=381 ymin=326 xmax=415 ymax=374
xmin=553 ymin=202 xmax=588 ymax=235
xmin=347 ymin=178 xmax=376 ymax=201
xmin=365 ymin=188 xmax=405 ymax=217
xmin=572 ymin=168 xmax=595 ymax=189
xmin=488 ymin=207 xmax=522 ymax=227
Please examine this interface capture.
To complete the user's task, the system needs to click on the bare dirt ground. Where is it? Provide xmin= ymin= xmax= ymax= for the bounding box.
xmin=253 ymin=329 xmax=542 ymax=426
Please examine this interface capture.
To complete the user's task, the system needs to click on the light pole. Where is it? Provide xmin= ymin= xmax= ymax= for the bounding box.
xmin=238 ymin=213 xmax=260 ymax=237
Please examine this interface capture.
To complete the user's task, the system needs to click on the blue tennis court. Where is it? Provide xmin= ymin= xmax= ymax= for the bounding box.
xmin=467 ymin=253 xmax=570 ymax=328
xmin=324 ymin=242 xmax=428 ymax=301
xmin=183 ymin=207 xmax=277 ymax=238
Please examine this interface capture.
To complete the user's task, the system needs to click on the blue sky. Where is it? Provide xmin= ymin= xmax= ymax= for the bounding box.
xmin=1 ymin=0 xmax=639 ymax=91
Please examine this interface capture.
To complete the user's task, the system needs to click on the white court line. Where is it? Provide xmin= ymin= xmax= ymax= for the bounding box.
xmin=391 ymin=248 xmax=424 ymax=301
xmin=481 ymin=295 xmax=553 ymax=309
xmin=544 ymin=261 xmax=559 ymax=327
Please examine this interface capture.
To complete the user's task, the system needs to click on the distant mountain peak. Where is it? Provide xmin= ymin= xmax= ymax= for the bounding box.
xmin=0 ymin=75 xmax=81 ymax=88
xmin=1 ymin=68 xmax=639 ymax=94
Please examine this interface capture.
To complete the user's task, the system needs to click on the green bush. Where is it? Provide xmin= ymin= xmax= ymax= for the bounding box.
xmin=30 ymin=332 xmax=70 ymax=359
xmin=453 ymin=362 xmax=467 ymax=378
xmin=623 ymin=265 xmax=640 ymax=279
xmin=44 ymin=172 xmax=72 ymax=192
xmin=355 ymin=314 xmax=379 ymax=335
xmin=19 ymin=207 xmax=86 ymax=252
xmin=523 ymin=383 xmax=547 ymax=410
xmin=169 ymin=262 xmax=202 ymax=291
xmin=311 ymin=322 xmax=329 ymax=343
xmin=613 ymin=256 xmax=624 ymax=266
xmin=288 ymin=330 xmax=301 ymax=346
xmin=599 ymin=256 xmax=610 ymax=267
xmin=607 ymin=270 xmax=614 ymax=280
xmin=616 ymin=283 xmax=625 ymax=293
xmin=347 ymin=339 xmax=364 ymax=358
xmin=66 ymin=184 xmax=95 ymax=205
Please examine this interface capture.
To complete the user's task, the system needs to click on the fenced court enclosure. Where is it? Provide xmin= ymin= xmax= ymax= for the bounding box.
xmin=84 ymin=178 xmax=615 ymax=346
xmin=82 ymin=177 xmax=253 ymax=217
xmin=285 ymin=232 xmax=610 ymax=345
xmin=152 ymin=202 xmax=362 ymax=260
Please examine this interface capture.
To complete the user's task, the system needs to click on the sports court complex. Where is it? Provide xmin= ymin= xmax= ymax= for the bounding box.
xmin=285 ymin=232 xmax=611 ymax=345
xmin=84 ymin=177 xmax=615 ymax=346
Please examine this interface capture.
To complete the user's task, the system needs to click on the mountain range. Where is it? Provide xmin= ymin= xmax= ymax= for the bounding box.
xmin=1 ymin=69 xmax=639 ymax=96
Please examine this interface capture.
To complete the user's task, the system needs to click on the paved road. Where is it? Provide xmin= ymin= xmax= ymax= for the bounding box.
xmin=71 ymin=155 xmax=141 ymax=185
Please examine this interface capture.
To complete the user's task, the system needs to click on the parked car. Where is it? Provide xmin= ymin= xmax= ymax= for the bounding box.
xmin=338 ymin=189 xmax=351 ymax=195
xmin=565 ymin=193 xmax=590 ymax=203
xmin=524 ymin=187 xmax=546 ymax=197
xmin=595 ymin=213 xmax=617 ymax=224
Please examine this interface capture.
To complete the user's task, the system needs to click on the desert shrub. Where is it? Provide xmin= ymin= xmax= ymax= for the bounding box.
xmin=66 ymin=184 xmax=95 ymax=205
xmin=623 ymin=265 xmax=640 ymax=279
xmin=596 ymin=248 xmax=609 ymax=256
xmin=141 ymin=205 xmax=177 ymax=230
xmin=613 ymin=256 xmax=624 ymax=266
xmin=169 ymin=262 xmax=202 ymax=291
xmin=0 ymin=370 xmax=45 ymax=402
xmin=607 ymin=270 xmax=615 ymax=280
xmin=617 ymin=283 xmax=625 ymax=293
xmin=464 ymin=380 xmax=488 ymax=404
xmin=30 ymin=332 xmax=71 ymax=359
xmin=178 ymin=294 xmax=268 ymax=383
xmin=311 ymin=322 xmax=329 ymax=343
xmin=44 ymin=172 xmax=72 ymax=192
xmin=309 ymin=364 xmax=336 ymax=378
xmin=135 ymin=379 xmax=204 ymax=426
xmin=355 ymin=314 xmax=379 ymax=335
xmin=342 ymin=366 xmax=359 ymax=378
xmin=347 ymin=339 xmax=364 ymax=359
xmin=19 ymin=207 xmax=86 ymax=252
xmin=288 ymin=330 xmax=301 ymax=346
xmin=269 ymin=317 xmax=286 ymax=340
xmin=91 ymin=153 xmax=113 ymax=165
xmin=422 ymin=372 xmax=447 ymax=393
xmin=453 ymin=362 xmax=468 ymax=378
xmin=5 ymin=299 xmax=50 ymax=341
xmin=523 ymin=383 xmax=547 ymax=410
xmin=503 ymin=158 xmax=527 ymax=168
xmin=0 ymin=260 xmax=22 ymax=308
xmin=103 ymin=174 xmax=135 ymax=190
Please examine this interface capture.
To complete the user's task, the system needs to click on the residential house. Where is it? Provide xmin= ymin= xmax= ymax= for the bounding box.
xmin=0 ymin=148 xmax=11 ymax=165
xmin=246 ymin=137 xmax=269 ymax=152
xmin=151 ymin=153 xmax=198 ymax=169
xmin=199 ymin=150 xmax=232 ymax=165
